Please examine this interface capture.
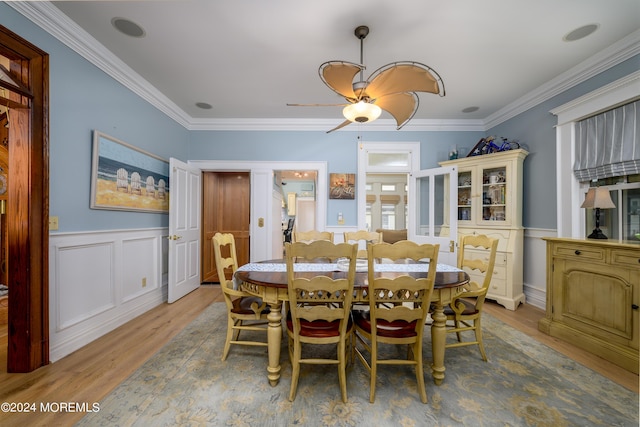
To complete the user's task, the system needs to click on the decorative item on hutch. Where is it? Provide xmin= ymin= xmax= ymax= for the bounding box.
xmin=439 ymin=148 xmax=528 ymax=310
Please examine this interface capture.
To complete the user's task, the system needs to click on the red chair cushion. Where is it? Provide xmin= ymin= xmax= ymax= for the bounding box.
xmin=286 ymin=315 xmax=353 ymax=338
xmin=231 ymin=296 xmax=270 ymax=315
xmin=352 ymin=310 xmax=417 ymax=338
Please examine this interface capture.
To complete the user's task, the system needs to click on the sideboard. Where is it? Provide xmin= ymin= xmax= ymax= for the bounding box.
xmin=538 ymin=237 xmax=639 ymax=373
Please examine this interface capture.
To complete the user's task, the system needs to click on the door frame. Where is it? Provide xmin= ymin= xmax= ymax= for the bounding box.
xmin=189 ymin=160 xmax=327 ymax=262
xmin=0 ymin=24 xmax=49 ymax=372
xmin=358 ymin=141 xmax=458 ymax=264
xmin=357 ymin=141 xmax=421 ymax=229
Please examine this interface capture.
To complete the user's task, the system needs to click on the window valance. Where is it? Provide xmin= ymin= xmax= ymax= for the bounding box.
xmin=573 ymin=100 xmax=639 ymax=181
xmin=379 ymin=195 xmax=401 ymax=204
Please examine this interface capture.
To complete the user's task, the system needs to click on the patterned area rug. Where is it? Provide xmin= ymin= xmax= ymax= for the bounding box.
xmin=77 ymin=303 xmax=638 ymax=427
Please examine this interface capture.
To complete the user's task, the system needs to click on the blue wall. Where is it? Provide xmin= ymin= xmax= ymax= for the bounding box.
xmin=189 ymin=130 xmax=481 ymax=225
xmin=487 ymin=55 xmax=640 ymax=229
xmin=3 ymin=3 xmax=638 ymax=232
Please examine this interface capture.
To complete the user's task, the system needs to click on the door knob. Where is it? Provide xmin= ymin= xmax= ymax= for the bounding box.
xmin=167 ymin=235 xmax=182 ymax=240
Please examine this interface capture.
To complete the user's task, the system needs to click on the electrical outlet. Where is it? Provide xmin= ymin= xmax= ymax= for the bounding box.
xmin=49 ymin=216 xmax=59 ymax=230
xmin=142 ymin=277 xmax=147 ymax=287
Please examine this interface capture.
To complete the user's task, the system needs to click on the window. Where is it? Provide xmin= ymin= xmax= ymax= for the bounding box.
xmin=365 ymin=203 xmax=372 ymax=231
xmin=582 ymin=174 xmax=640 ymax=241
xmin=381 ymin=204 xmax=396 ymax=229
xmin=381 ymin=184 xmax=396 ymax=191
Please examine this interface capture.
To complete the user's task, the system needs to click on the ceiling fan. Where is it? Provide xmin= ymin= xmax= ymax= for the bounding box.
xmin=288 ymin=25 xmax=446 ymax=133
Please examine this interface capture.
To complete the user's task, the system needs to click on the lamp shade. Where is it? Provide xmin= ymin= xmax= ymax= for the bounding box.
xmin=343 ymin=101 xmax=382 ymax=123
xmin=580 ymin=187 xmax=615 ymax=209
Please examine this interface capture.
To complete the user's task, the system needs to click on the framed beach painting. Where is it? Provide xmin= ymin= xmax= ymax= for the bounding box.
xmin=90 ymin=131 xmax=170 ymax=213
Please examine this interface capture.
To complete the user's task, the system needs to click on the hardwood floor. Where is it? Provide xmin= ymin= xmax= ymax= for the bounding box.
xmin=0 ymin=288 xmax=636 ymax=427
xmin=483 ymin=301 xmax=639 ymax=393
xmin=0 ymin=285 xmax=223 ymax=427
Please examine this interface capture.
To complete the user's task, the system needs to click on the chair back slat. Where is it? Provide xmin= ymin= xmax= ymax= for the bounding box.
xmin=293 ymin=230 xmax=334 ymax=243
xmin=344 ymin=230 xmax=382 ymax=258
xmin=212 ymin=233 xmax=238 ymax=291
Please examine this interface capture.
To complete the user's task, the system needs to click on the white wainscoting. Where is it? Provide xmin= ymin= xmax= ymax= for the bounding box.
xmin=49 ymin=228 xmax=168 ymax=361
xmin=523 ymin=228 xmax=556 ymax=310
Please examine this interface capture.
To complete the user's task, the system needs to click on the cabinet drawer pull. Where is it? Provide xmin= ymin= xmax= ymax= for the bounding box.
xmin=574 ymin=250 xmax=581 ymax=255
xmin=633 ymin=304 xmax=639 ymax=310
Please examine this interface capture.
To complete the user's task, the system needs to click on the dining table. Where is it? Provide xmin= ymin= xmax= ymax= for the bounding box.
xmin=234 ymin=259 xmax=469 ymax=387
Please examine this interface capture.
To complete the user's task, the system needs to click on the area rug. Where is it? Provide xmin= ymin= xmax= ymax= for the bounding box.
xmin=76 ymin=303 xmax=638 ymax=427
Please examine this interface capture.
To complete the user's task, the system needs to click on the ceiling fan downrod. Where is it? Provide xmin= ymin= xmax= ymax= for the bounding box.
xmin=354 ymin=25 xmax=369 ymax=86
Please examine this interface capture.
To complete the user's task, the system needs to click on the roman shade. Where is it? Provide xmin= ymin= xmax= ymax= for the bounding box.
xmin=573 ymin=100 xmax=639 ymax=181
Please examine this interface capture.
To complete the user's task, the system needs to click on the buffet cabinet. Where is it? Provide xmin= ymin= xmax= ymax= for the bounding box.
xmin=440 ymin=149 xmax=528 ymax=310
xmin=538 ymin=238 xmax=639 ymax=373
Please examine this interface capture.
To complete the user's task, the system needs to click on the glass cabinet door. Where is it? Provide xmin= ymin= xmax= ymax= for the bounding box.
xmin=457 ymin=170 xmax=472 ymax=221
xmin=481 ymin=166 xmax=507 ymax=222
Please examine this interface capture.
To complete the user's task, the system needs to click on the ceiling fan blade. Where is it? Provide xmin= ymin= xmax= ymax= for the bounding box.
xmin=286 ymin=102 xmax=349 ymax=107
xmin=319 ymin=61 xmax=365 ymax=101
xmin=375 ymin=92 xmax=419 ymax=129
xmin=326 ymin=119 xmax=352 ymax=133
xmin=365 ymin=62 xmax=445 ymax=100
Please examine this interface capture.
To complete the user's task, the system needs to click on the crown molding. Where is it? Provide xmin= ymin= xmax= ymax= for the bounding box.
xmin=484 ymin=29 xmax=640 ymax=130
xmin=10 ymin=2 xmax=640 ymax=133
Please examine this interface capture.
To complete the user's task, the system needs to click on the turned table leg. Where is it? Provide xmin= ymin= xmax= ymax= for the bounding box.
xmin=430 ymin=302 xmax=446 ymax=385
xmin=266 ymin=302 xmax=283 ymax=386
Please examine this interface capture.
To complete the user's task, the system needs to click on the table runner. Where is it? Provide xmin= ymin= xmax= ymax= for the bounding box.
xmin=233 ymin=262 xmax=462 ymax=290
xmin=236 ymin=262 xmax=462 ymax=273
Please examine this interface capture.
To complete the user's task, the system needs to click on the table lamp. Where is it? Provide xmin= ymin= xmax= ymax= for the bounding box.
xmin=580 ymin=187 xmax=615 ymax=239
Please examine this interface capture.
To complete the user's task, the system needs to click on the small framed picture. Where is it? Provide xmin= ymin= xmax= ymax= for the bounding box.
xmin=329 ymin=173 xmax=355 ymax=199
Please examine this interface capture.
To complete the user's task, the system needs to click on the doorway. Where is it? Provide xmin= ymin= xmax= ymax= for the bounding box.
xmin=189 ymin=160 xmax=328 ymax=263
xmin=0 ymin=25 xmax=49 ymax=372
xmin=276 ymin=170 xmax=317 ymax=241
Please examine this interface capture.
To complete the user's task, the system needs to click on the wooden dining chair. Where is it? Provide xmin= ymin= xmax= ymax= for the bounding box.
xmin=285 ymin=240 xmax=358 ymax=402
xmin=444 ymin=234 xmax=498 ymax=361
xmin=353 ymin=241 xmax=439 ymax=404
xmin=343 ymin=230 xmax=382 ymax=258
xmin=293 ymin=230 xmax=334 ymax=243
xmin=213 ymin=233 xmax=269 ymax=361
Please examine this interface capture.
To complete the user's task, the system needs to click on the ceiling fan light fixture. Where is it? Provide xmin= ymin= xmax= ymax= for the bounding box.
xmin=343 ymin=101 xmax=381 ymax=123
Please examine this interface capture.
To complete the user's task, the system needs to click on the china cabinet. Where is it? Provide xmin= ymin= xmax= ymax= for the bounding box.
xmin=439 ymin=149 xmax=528 ymax=310
xmin=538 ymin=238 xmax=639 ymax=373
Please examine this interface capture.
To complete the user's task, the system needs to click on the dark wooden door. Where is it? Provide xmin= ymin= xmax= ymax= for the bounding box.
xmin=201 ymin=172 xmax=250 ymax=283
xmin=0 ymin=25 xmax=49 ymax=372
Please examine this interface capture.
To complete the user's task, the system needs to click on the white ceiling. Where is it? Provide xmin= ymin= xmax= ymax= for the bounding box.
xmin=47 ymin=0 xmax=640 ymax=128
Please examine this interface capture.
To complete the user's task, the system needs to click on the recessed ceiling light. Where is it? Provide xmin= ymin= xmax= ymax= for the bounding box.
xmin=196 ymin=102 xmax=213 ymax=109
xmin=111 ymin=17 xmax=145 ymax=38
xmin=462 ymin=106 xmax=479 ymax=113
xmin=563 ymin=24 xmax=599 ymax=42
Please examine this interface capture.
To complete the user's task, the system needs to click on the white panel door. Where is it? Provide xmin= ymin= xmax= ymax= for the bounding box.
xmin=408 ymin=166 xmax=458 ymax=265
xmin=168 ymin=158 xmax=201 ymax=303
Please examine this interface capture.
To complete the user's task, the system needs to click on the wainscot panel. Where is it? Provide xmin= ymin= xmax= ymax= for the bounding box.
xmin=49 ymin=228 xmax=168 ymax=362
xmin=523 ymin=228 xmax=556 ymax=310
